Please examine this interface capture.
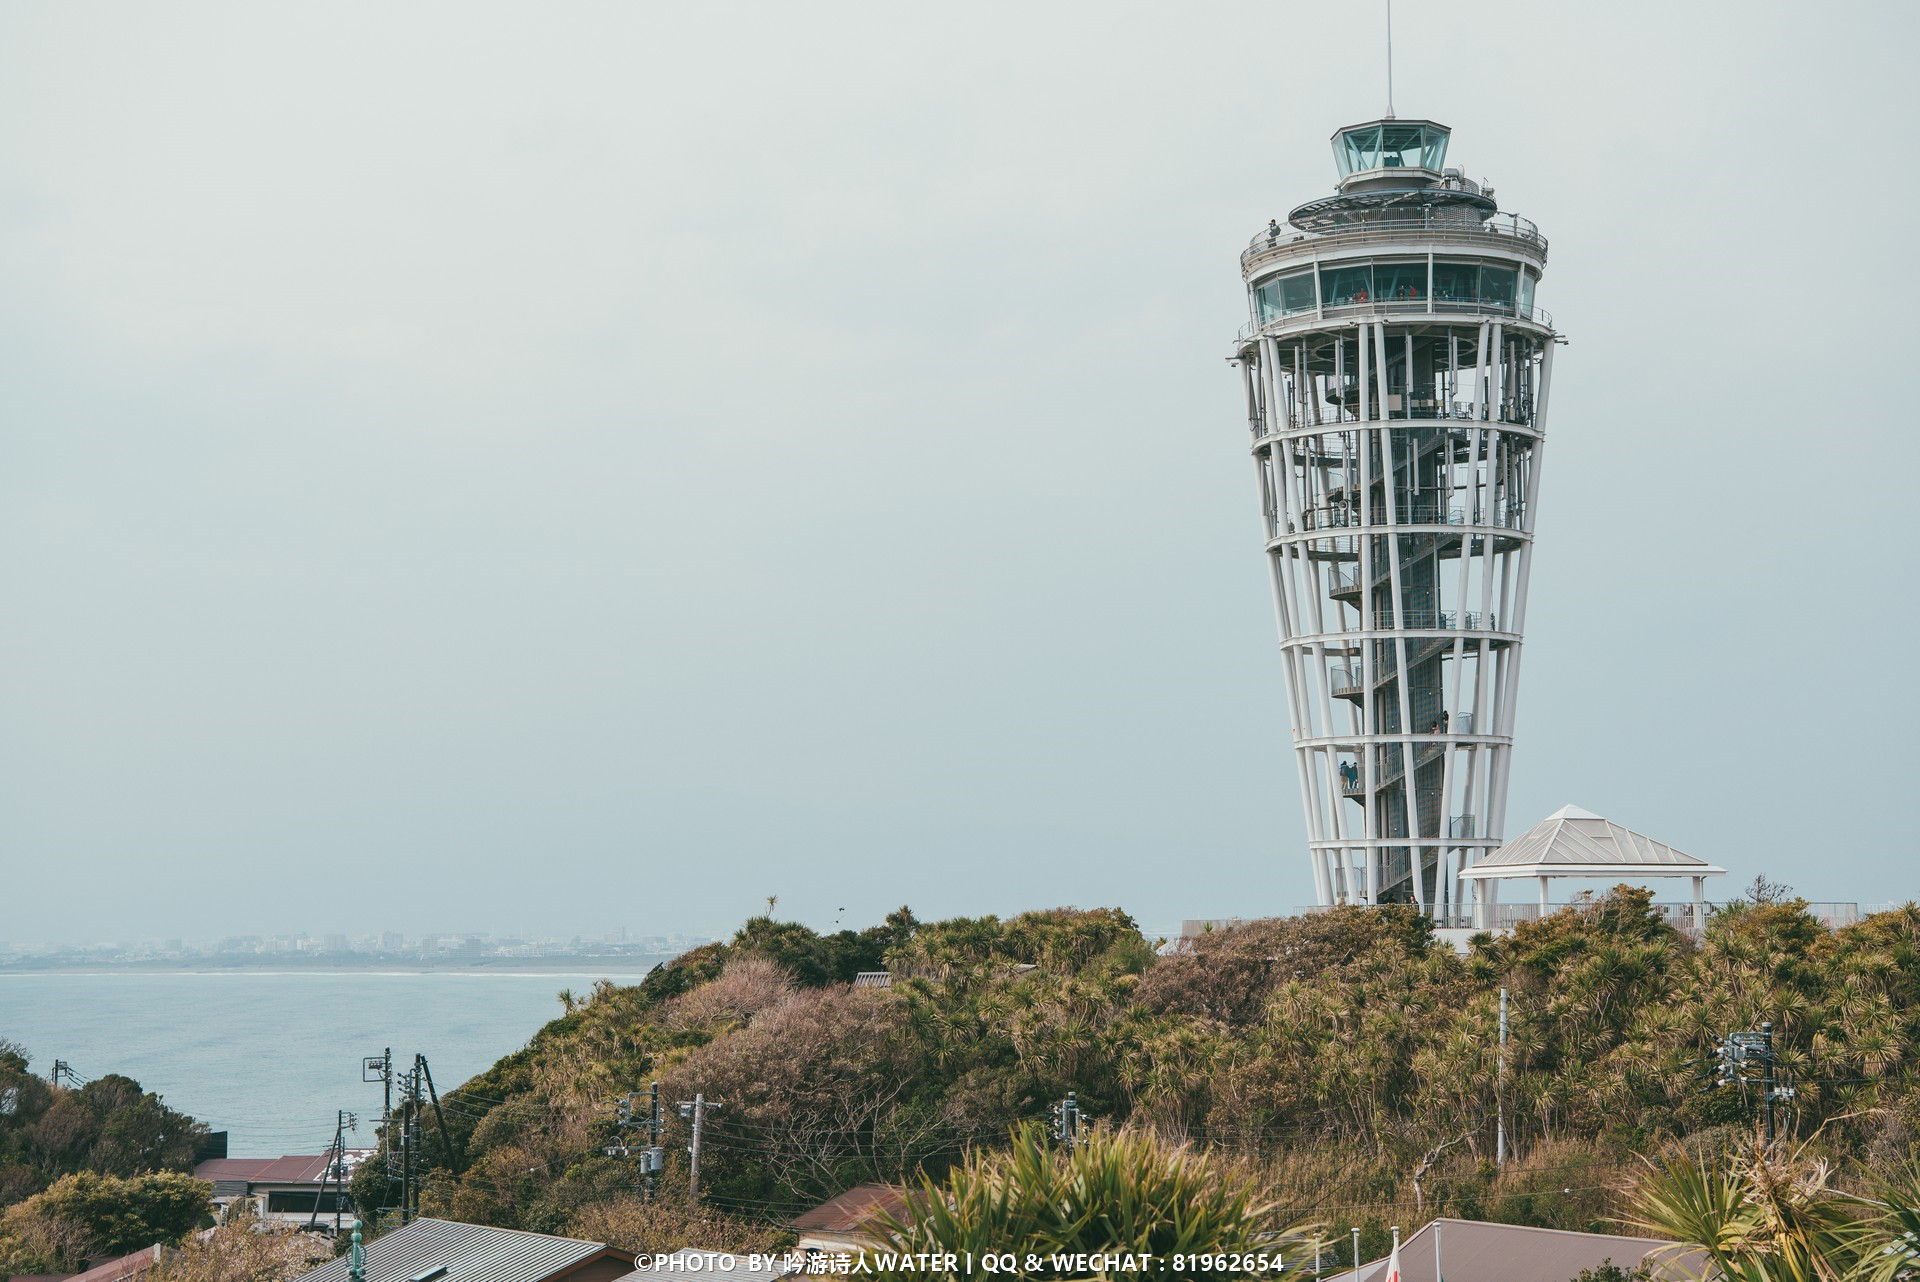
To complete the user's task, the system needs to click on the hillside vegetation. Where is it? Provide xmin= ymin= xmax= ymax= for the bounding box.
xmin=0 ymin=1045 xmax=214 ymax=1273
xmin=0 ymin=1044 xmax=206 ymax=1209
xmin=351 ymin=891 xmax=1920 ymax=1260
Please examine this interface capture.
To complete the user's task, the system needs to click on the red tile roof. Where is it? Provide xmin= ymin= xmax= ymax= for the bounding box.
xmin=69 ymin=1245 xmax=164 ymax=1282
xmin=195 ymin=1155 xmax=331 ymax=1184
xmin=194 ymin=1151 xmax=375 ymax=1186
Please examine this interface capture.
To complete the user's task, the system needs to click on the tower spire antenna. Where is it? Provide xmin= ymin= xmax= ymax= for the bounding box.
xmin=1385 ymin=0 xmax=1395 ymax=118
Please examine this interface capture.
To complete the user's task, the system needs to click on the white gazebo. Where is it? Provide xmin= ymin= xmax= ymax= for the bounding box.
xmin=1459 ymin=805 xmax=1726 ymax=928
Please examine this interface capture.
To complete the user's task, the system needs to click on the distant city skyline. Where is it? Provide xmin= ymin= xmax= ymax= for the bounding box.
xmin=0 ymin=925 xmax=717 ymax=961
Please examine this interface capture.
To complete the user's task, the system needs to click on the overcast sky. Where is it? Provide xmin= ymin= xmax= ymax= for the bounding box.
xmin=1 ymin=1 xmax=1913 ymax=946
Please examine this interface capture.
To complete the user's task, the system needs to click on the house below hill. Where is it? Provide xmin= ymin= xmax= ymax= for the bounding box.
xmin=291 ymin=1218 xmax=634 ymax=1282
xmin=790 ymin=1184 xmax=908 ymax=1256
xmin=1325 ymin=1218 xmax=1705 ymax=1282
xmin=194 ymin=1151 xmax=374 ymax=1229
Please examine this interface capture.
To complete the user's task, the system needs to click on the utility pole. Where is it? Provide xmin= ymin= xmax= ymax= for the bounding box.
xmin=1713 ymin=1021 xmax=1793 ymax=1152
xmin=362 ymin=1050 xmax=457 ymax=1224
xmin=362 ymin=1051 xmax=392 ymax=1229
xmin=1050 ymin=1092 xmax=1084 ymax=1154
xmin=609 ymin=1083 xmax=666 ymax=1202
xmin=676 ymin=1094 xmax=721 ymax=1205
xmin=396 ymin=1062 xmax=412 ymax=1224
xmin=1496 ymin=987 xmax=1508 ymax=1167
xmin=393 ymin=1058 xmax=423 ymax=1223
xmin=1761 ymin=1021 xmax=1776 ymax=1149
xmin=308 ymin=1110 xmax=357 ymax=1235
xmin=416 ymin=1056 xmax=462 ymax=1175
xmin=1352 ymin=1228 xmax=1361 ymax=1272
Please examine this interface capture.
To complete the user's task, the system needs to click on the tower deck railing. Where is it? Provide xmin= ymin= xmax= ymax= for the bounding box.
xmin=1252 ymin=397 xmax=1538 ymax=428
xmin=1328 ymin=671 xmax=1485 ymax=724
xmin=1242 ymin=211 xmax=1548 ymax=270
xmin=1239 ymin=300 xmax=1554 ymax=342
xmin=1290 ymin=502 xmax=1527 ymax=531
xmin=1293 ymin=901 xmax=1866 ymax=932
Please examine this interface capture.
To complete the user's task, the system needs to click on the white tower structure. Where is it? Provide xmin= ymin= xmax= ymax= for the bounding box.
xmin=1232 ymin=118 xmax=1559 ymax=919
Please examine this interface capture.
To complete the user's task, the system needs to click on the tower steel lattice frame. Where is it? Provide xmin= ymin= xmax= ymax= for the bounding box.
xmin=1231 ymin=124 xmax=1560 ymax=919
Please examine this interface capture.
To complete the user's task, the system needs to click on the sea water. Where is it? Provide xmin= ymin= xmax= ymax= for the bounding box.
xmin=0 ymin=968 xmax=667 ymax=1156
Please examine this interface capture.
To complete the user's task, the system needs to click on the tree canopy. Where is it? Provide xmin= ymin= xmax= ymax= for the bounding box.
xmin=0 ymin=1170 xmax=214 ymax=1273
xmin=348 ymin=894 xmax=1920 ymax=1254
xmin=0 ymin=1047 xmax=208 ymax=1210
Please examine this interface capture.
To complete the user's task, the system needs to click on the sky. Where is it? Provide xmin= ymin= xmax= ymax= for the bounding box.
xmin=0 ymin=1 xmax=1914 ymax=946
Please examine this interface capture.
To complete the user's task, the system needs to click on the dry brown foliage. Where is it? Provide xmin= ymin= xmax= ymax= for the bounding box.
xmin=566 ymin=1195 xmax=786 ymax=1256
xmin=0 ymin=1206 xmax=95 ymax=1273
xmin=658 ymin=986 xmax=943 ymax=1193
xmin=657 ymin=959 xmax=796 ymax=1035
xmin=147 ymin=1220 xmax=331 ymax=1282
xmin=1135 ymin=907 xmax=1431 ymax=1025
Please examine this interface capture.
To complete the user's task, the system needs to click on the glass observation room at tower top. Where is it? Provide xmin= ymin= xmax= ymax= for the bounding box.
xmin=1334 ymin=120 xmax=1449 ymax=179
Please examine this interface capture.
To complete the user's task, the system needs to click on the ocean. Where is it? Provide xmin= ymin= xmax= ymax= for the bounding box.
xmin=0 ymin=967 xmax=670 ymax=1156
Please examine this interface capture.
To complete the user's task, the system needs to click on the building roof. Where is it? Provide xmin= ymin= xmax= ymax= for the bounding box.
xmin=294 ymin=1219 xmax=631 ymax=1282
xmin=194 ymin=1151 xmax=376 ymax=1187
xmin=620 ymin=1251 xmax=795 ymax=1281
xmin=791 ymin=1184 xmax=908 ymax=1233
xmin=1321 ymin=1218 xmax=1704 ymax=1282
xmin=69 ymin=1245 xmax=165 ymax=1282
xmin=196 ymin=1155 xmax=334 ymax=1185
xmin=1460 ymin=806 xmax=1727 ymax=881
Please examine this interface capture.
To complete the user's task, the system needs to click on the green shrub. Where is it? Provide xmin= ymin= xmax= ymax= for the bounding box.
xmin=0 ymin=1169 xmax=213 ymax=1269
xmin=866 ymin=1125 xmax=1315 ymax=1280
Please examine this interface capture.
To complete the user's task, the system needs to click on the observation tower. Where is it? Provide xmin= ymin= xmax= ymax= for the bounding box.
xmin=1231 ymin=118 xmax=1560 ymax=919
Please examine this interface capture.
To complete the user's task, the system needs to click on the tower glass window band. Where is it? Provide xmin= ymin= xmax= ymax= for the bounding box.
xmin=1332 ymin=122 xmax=1450 ymax=177
xmin=1255 ymin=271 xmax=1317 ymax=321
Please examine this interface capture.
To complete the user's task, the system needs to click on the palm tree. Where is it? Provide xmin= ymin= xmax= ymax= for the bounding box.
xmin=1623 ymin=1136 xmax=1886 ymax=1282
xmin=1843 ymin=1158 xmax=1920 ymax=1282
xmin=866 ymin=1124 xmax=1318 ymax=1280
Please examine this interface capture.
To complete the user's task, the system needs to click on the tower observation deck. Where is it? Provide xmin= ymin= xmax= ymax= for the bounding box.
xmin=1231 ymin=118 xmax=1560 ymax=920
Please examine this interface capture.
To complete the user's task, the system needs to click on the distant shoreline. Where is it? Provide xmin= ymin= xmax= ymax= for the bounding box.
xmin=0 ymin=956 xmax=683 ymax=977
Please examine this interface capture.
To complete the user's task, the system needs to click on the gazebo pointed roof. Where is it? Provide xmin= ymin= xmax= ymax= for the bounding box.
xmin=1459 ymin=805 xmax=1727 ymax=881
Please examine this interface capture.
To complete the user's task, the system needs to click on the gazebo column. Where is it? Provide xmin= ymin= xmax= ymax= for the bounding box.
xmin=1538 ymin=875 xmax=1550 ymax=913
xmin=1691 ymin=874 xmax=1706 ymax=937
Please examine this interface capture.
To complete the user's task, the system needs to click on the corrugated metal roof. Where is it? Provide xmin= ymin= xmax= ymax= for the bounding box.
xmin=1320 ymin=1218 xmax=1705 ymax=1282
xmin=1461 ymin=806 xmax=1726 ymax=879
xmin=295 ymin=1219 xmax=629 ymax=1282
xmin=621 ymin=1250 xmax=796 ymax=1280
